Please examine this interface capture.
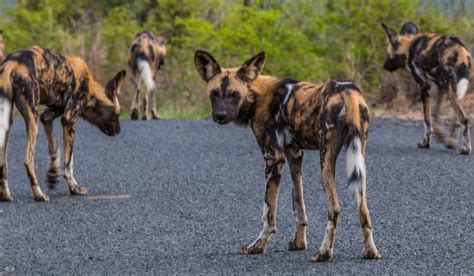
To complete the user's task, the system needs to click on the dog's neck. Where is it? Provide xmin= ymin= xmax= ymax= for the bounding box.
xmin=234 ymin=75 xmax=280 ymax=127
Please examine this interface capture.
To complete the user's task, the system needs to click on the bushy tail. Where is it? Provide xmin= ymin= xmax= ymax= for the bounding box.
xmin=343 ymin=96 xmax=367 ymax=209
xmin=455 ymin=63 xmax=470 ymax=100
xmin=0 ymin=64 xmax=13 ymax=149
xmin=137 ymin=58 xmax=155 ymax=92
xmin=346 ymin=132 xmax=365 ymax=208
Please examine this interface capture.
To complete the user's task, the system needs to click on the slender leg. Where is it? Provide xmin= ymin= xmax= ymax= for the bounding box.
xmin=142 ymin=90 xmax=150 ymax=120
xmin=0 ymin=97 xmax=13 ymax=202
xmin=130 ymin=79 xmax=141 ymax=120
xmin=242 ymin=149 xmax=285 ymax=254
xmin=61 ymin=118 xmax=88 ymax=195
xmin=433 ymin=91 xmax=451 ymax=146
xmin=150 ymin=91 xmax=160 ymax=120
xmin=312 ymin=130 xmax=342 ymax=262
xmin=18 ymin=106 xmax=48 ymax=202
xmin=417 ymin=86 xmax=432 ymax=148
xmin=447 ymin=116 xmax=461 ymax=148
xmin=447 ymin=84 xmax=471 ymax=154
xmin=358 ymin=128 xmax=381 ymax=259
xmin=40 ymin=108 xmax=63 ymax=189
xmin=285 ymin=148 xmax=308 ymax=251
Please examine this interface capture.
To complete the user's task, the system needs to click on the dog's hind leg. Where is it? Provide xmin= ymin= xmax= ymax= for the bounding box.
xmin=150 ymin=89 xmax=160 ymax=120
xmin=130 ymin=79 xmax=141 ymax=120
xmin=285 ymin=148 xmax=308 ymax=251
xmin=40 ymin=108 xmax=63 ymax=189
xmin=312 ymin=128 xmax=343 ymax=262
xmin=417 ymin=86 xmax=433 ymax=148
xmin=0 ymin=96 xmax=13 ymax=202
xmin=242 ymin=149 xmax=286 ymax=254
xmin=16 ymin=99 xmax=48 ymax=202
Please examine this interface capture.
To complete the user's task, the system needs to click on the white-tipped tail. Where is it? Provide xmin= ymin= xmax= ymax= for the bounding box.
xmin=456 ymin=78 xmax=469 ymax=100
xmin=0 ymin=97 xmax=11 ymax=148
xmin=137 ymin=59 xmax=155 ymax=92
xmin=346 ymin=135 xmax=365 ymax=208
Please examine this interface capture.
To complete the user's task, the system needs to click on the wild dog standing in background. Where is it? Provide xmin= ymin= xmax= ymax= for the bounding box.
xmin=128 ymin=31 xmax=167 ymax=120
xmin=194 ymin=51 xmax=381 ymax=261
xmin=0 ymin=46 xmax=125 ymax=202
xmin=382 ymin=22 xmax=472 ymax=154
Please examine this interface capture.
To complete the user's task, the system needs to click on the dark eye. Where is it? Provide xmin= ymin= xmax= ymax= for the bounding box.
xmin=231 ymin=91 xmax=240 ymax=98
xmin=210 ymin=90 xmax=219 ymax=98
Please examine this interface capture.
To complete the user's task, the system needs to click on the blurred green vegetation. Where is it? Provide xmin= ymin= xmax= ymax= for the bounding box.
xmin=1 ymin=0 xmax=473 ymax=119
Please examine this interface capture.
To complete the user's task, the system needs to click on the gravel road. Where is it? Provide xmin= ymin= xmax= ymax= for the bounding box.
xmin=0 ymin=118 xmax=473 ymax=274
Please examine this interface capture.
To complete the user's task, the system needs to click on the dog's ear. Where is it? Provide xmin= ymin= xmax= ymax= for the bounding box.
xmin=381 ymin=22 xmax=399 ymax=46
xmin=237 ymin=51 xmax=265 ymax=83
xmin=194 ymin=50 xmax=222 ymax=82
xmin=400 ymin=22 xmax=419 ymax=35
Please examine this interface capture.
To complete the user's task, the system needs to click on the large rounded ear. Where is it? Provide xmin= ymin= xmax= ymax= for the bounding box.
xmin=381 ymin=22 xmax=399 ymax=46
xmin=237 ymin=51 xmax=265 ymax=83
xmin=106 ymin=70 xmax=126 ymax=97
xmin=400 ymin=22 xmax=419 ymax=35
xmin=194 ymin=50 xmax=222 ymax=82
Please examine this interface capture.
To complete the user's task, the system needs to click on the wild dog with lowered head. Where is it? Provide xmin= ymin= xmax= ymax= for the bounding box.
xmin=194 ymin=51 xmax=380 ymax=261
xmin=382 ymin=22 xmax=472 ymax=154
xmin=0 ymin=46 xmax=125 ymax=202
xmin=128 ymin=31 xmax=167 ymax=120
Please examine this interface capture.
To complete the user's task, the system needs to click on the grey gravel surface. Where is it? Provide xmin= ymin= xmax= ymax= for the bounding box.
xmin=0 ymin=118 xmax=473 ymax=274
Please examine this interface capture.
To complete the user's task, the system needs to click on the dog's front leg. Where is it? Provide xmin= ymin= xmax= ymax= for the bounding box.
xmin=242 ymin=149 xmax=285 ymax=254
xmin=61 ymin=117 xmax=88 ymax=195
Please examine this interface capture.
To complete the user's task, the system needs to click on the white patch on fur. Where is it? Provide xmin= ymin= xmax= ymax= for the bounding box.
xmin=256 ymin=203 xmax=273 ymax=241
xmin=137 ymin=59 xmax=155 ymax=92
xmin=338 ymin=106 xmax=346 ymax=117
xmin=65 ymin=154 xmax=78 ymax=188
xmin=0 ymin=97 xmax=11 ymax=148
xmin=456 ymin=78 xmax=469 ymax=100
xmin=346 ymin=136 xmax=365 ymax=208
xmin=325 ymin=122 xmax=335 ymax=129
xmin=276 ymin=130 xmax=285 ymax=149
xmin=275 ymin=84 xmax=295 ymax=121
xmin=333 ymin=81 xmax=353 ymax=86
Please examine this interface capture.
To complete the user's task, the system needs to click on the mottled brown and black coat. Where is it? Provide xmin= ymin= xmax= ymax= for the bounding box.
xmin=0 ymin=46 xmax=125 ymax=202
xmin=382 ymin=22 xmax=472 ymax=154
xmin=194 ymin=51 xmax=380 ymax=262
xmin=128 ymin=31 xmax=167 ymax=120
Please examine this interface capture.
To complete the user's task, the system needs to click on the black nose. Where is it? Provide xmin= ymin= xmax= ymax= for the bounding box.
xmin=214 ymin=111 xmax=227 ymax=121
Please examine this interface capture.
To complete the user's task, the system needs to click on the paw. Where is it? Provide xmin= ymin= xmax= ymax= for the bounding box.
xmin=416 ymin=138 xmax=431 ymax=149
xmin=141 ymin=115 xmax=149 ymax=121
xmin=33 ymin=193 xmax=49 ymax=202
xmin=130 ymin=109 xmax=139 ymax=120
xmin=288 ymin=235 xmax=307 ymax=251
xmin=311 ymin=248 xmax=333 ymax=262
xmin=70 ymin=185 xmax=88 ymax=195
xmin=46 ymin=167 xmax=62 ymax=189
xmin=459 ymin=144 xmax=471 ymax=155
xmin=241 ymin=239 xmax=267 ymax=254
xmin=151 ymin=113 xmax=161 ymax=120
xmin=0 ymin=193 xmax=13 ymax=202
xmin=443 ymin=138 xmax=457 ymax=150
xmin=362 ymin=246 xmax=381 ymax=260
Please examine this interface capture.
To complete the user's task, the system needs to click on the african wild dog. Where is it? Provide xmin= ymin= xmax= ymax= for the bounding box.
xmin=194 ymin=51 xmax=381 ymax=261
xmin=382 ymin=22 xmax=472 ymax=154
xmin=128 ymin=31 xmax=167 ymax=120
xmin=0 ymin=46 xmax=125 ymax=202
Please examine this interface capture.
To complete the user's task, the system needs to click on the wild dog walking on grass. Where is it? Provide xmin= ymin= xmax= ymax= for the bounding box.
xmin=194 ymin=51 xmax=380 ymax=262
xmin=382 ymin=22 xmax=472 ymax=154
xmin=0 ymin=46 xmax=125 ymax=202
xmin=128 ymin=31 xmax=167 ymax=120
